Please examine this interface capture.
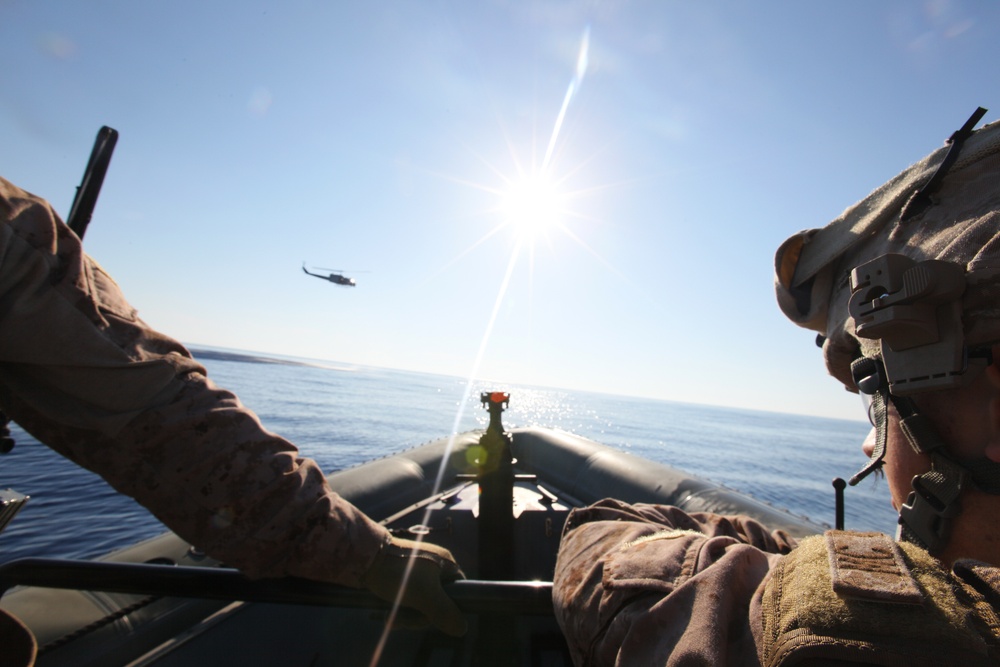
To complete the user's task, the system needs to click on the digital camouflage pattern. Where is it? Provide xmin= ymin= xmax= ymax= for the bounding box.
xmin=553 ymin=499 xmax=795 ymax=666
xmin=754 ymin=531 xmax=1000 ymax=666
xmin=0 ymin=176 xmax=388 ymax=588
xmin=553 ymin=501 xmax=1000 ymax=666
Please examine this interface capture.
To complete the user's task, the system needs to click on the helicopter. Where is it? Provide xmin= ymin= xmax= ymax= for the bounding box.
xmin=302 ymin=263 xmax=357 ymax=287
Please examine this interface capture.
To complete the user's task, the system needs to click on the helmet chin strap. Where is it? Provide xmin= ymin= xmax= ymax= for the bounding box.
xmin=850 ymin=356 xmax=981 ymax=554
xmin=849 ymin=357 xmax=890 ymax=486
xmin=890 ymin=393 xmax=966 ymax=554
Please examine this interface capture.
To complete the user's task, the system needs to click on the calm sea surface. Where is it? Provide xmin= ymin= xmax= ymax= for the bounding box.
xmin=0 ymin=346 xmax=890 ymax=564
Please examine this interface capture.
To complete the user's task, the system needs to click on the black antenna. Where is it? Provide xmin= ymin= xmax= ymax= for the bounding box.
xmin=833 ymin=477 xmax=846 ymax=530
xmin=66 ymin=126 xmax=119 ymax=240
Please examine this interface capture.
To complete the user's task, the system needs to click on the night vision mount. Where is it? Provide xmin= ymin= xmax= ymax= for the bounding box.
xmin=848 ymin=253 xmax=986 ymax=396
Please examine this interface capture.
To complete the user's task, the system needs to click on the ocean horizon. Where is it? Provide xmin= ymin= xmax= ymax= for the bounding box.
xmin=0 ymin=345 xmax=887 ymax=565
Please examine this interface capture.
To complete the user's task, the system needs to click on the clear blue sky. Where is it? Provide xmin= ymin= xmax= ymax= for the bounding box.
xmin=2 ymin=1 xmax=995 ymax=420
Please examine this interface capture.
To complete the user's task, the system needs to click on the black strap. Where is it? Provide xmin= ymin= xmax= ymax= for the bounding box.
xmin=848 ymin=356 xmax=970 ymax=553
xmin=849 ymin=357 xmax=889 ymax=485
xmin=900 ymin=107 xmax=988 ymax=221
xmin=894 ymin=395 xmax=946 ymax=455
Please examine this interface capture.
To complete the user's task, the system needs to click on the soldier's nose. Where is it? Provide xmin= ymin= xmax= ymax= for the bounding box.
xmin=861 ymin=428 xmax=876 ymax=458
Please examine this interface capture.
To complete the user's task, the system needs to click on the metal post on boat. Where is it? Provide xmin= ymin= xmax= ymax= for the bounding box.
xmin=833 ymin=477 xmax=846 ymax=531
xmin=478 ymin=392 xmax=515 ymax=581
xmin=476 ymin=392 xmax=519 ymax=666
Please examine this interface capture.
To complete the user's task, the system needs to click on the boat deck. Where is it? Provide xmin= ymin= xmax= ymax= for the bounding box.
xmin=1 ymin=425 xmax=823 ymax=666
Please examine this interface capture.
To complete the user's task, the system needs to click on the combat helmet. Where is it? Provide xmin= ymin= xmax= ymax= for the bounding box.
xmin=775 ymin=107 xmax=1000 ymax=554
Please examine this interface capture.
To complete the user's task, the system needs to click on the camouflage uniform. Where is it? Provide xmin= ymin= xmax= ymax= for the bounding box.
xmin=553 ymin=500 xmax=1000 ymax=666
xmin=553 ymin=499 xmax=795 ymax=666
xmin=554 ymin=115 xmax=1000 ymax=667
xmin=0 ymin=176 xmax=388 ymax=588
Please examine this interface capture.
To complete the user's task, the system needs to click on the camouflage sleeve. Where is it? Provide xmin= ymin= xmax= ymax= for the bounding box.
xmin=0 ymin=176 xmax=389 ymax=588
xmin=553 ymin=498 xmax=793 ymax=666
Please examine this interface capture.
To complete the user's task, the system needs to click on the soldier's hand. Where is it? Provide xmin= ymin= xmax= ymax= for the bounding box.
xmin=361 ymin=536 xmax=467 ymax=637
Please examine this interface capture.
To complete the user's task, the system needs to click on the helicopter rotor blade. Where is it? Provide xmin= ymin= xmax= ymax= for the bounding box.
xmin=314 ymin=268 xmax=370 ymax=274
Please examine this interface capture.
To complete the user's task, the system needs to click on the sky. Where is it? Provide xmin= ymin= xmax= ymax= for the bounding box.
xmin=1 ymin=1 xmax=996 ymax=421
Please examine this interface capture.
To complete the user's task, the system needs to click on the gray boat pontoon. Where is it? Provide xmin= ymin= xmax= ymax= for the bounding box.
xmin=0 ymin=392 xmax=822 ymax=666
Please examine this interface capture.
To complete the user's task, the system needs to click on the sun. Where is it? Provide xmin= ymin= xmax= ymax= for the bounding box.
xmin=421 ymin=25 xmax=601 ymax=276
xmin=497 ymin=170 xmax=567 ymax=244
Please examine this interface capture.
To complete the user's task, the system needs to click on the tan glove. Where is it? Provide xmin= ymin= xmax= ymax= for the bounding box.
xmin=361 ymin=536 xmax=467 ymax=637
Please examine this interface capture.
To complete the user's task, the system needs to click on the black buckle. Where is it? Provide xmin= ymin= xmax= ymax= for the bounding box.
xmin=851 ymin=356 xmax=886 ymax=395
xmin=897 ymin=475 xmax=960 ymax=553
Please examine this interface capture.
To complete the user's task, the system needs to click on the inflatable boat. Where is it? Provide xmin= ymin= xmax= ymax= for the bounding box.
xmin=0 ymin=393 xmax=823 ymax=666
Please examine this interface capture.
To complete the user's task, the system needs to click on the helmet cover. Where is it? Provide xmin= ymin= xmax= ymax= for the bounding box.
xmin=776 ymin=116 xmax=1000 ymax=391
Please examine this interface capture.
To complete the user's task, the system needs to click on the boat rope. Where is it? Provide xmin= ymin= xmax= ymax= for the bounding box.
xmin=38 ymin=594 xmax=159 ymax=656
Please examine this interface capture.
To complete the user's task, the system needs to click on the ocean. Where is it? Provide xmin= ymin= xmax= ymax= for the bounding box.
xmin=0 ymin=346 xmax=890 ymax=565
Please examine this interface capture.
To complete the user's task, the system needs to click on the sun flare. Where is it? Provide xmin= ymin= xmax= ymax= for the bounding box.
xmin=498 ymin=171 xmax=567 ymax=243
